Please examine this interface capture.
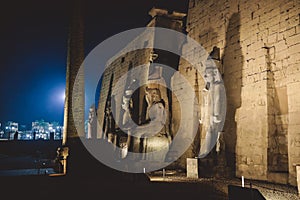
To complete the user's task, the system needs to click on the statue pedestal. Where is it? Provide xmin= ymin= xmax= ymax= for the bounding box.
xmin=187 ymin=158 xmax=198 ymax=178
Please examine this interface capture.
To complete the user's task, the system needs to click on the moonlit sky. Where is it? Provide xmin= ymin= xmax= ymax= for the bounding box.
xmin=0 ymin=0 xmax=188 ymax=128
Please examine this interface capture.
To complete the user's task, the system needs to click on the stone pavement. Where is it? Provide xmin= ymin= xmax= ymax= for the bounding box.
xmin=147 ymin=170 xmax=300 ymax=200
xmin=0 ymin=168 xmax=298 ymax=200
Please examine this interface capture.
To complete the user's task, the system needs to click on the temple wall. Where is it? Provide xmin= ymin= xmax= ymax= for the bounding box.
xmin=96 ymin=1 xmax=300 ymax=185
xmin=97 ymin=48 xmax=152 ymax=138
xmin=183 ymin=0 xmax=300 ymax=185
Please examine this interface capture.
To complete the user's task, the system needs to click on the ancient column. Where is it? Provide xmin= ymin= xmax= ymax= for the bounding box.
xmin=59 ymin=0 xmax=85 ymax=175
xmin=63 ymin=0 xmax=85 ymax=145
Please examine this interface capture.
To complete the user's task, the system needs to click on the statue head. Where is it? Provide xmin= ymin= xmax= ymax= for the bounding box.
xmin=145 ymin=87 xmax=162 ymax=106
xmin=204 ymin=67 xmax=222 ymax=86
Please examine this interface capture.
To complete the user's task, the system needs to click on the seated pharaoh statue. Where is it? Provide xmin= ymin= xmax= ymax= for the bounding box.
xmin=122 ymin=87 xmax=170 ymax=161
xmin=132 ymin=87 xmax=167 ymax=138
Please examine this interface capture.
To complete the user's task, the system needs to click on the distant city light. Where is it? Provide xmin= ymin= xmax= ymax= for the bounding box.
xmin=1 ymin=120 xmax=63 ymax=140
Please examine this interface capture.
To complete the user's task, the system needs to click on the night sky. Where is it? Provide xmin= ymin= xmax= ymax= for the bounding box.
xmin=0 ymin=0 xmax=188 ymax=128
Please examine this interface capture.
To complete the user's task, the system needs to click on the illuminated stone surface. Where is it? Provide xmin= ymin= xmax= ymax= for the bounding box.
xmin=187 ymin=158 xmax=198 ymax=178
xmin=184 ymin=0 xmax=300 ymax=186
xmin=63 ymin=0 xmax=85 ymax=144
xmin=92 ymin=0 xmax=300 ymax=186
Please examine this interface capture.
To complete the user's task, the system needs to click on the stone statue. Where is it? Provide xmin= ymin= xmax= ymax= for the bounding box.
xmin=120 ymin=78 xmax=138 ymax=128
xmin=216 ymin=131 xmax=225 ymax=154
xmin=121 ymin=89 xmax=134 ymax=128
xmin=87 ymin=105 xmax=97 ymax=139
xmin=130 ymin=87 xmax=166 ymax=138
xmin=103 ymin=100 xmax=115 ymax=142
xmin=129 ymin=87 xmax=169 ymax=161
xmin=198 ymin=58 xmax=226 ymax=158
xmin=55 ymin=146 xmax=69 ymax=174
xmin=119 ymin=79 xmax=139 ymax=158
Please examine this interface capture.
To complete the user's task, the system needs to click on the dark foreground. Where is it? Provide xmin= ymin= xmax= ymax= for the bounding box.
xmin=0 ymin=139 xmax=227 ymax=200
xmin=0 ymin=139 xmax=298 ymax=200
xmin=0 ymin=174 xmax=227 ymax=200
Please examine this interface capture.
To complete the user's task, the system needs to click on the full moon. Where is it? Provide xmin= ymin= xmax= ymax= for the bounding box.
xmin=61 ymin=91 xmax=65 ymax=101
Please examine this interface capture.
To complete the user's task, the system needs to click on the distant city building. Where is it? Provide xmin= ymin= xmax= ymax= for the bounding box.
xmin=4 ymin=121 xmax=19 ymax=140
xmin=5 ymin=121 xmax=18 ymax=132
xmin=18 ymin=130 xmax=33 ymax=140
xmin=31 ymin=120 xmax=63 ymax=140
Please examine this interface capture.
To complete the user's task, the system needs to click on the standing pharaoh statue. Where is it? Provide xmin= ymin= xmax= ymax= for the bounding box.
xmin=121 ymin=84 xmax=135 ymax=128
xmin=87 ymin=105 xmax=97 ymax=139
xmin=119 ymin=79 xmax=138 ymax=158
xmin=103 ymin=100 xmax=115 ymax=143
xmin=198 ymin=56 xmax=226 ymax=158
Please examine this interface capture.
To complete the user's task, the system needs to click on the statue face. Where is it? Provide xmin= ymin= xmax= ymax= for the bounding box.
xmin=152 ymin=90 xmax=161 ymax=102
xmin=213 ymin=69 xmax=221 ymax=82
xmin=204 ymin=68 xmax=221 ymax=84
xmin=145 ymin=88 xmax=161 ymax=105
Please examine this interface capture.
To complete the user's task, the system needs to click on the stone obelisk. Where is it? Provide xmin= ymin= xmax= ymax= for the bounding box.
xmin=63 ymin=0 xmax=85 ymax=145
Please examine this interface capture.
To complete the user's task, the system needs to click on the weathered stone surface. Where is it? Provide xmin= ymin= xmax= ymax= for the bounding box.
xmin=63 ymin=1 xmax=85 ymax=143
xmin=181 ymin=0 xmax=300 ymax=185
xmin=187 ymin=158 xmax=198 ymax=178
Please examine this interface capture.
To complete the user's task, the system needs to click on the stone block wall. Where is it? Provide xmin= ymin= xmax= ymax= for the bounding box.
xmin=182 ymin=0 xmax=300 ymax=185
